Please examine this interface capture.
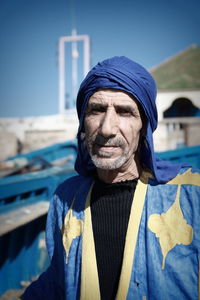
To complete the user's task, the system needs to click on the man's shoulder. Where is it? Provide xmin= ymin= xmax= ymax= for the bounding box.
xmin=166 ymin=167 xmax=200 ymax=186
xmin=55 ymin=174 xmax=93 ymax=199
xmin=148 ymin=167 xmax=200 ymax=187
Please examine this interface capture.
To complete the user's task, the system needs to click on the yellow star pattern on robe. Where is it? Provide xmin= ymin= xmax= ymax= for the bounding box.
xmin=148 ymin=184 xmax=193 ymax=269
xmin=62 ymin=206 xmax=83 ymax=263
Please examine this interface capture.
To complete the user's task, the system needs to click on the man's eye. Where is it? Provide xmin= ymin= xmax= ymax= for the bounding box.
xmin=89 ymin=106 xmax=105 ymax=114
xmin=117 ymin=108 xmax=132 ymax=116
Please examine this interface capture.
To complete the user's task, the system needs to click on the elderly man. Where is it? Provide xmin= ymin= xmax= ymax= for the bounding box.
xmin=22 ymin=57 xmax=200 ymax=300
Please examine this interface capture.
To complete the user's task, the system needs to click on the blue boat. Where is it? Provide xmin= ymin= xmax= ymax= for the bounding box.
xmin=0 ymin=140 xmax=77 ymax=296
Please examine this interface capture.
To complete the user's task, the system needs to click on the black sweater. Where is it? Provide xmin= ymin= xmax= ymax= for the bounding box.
xmin=90 ymin=178 xmax=137 ymax=300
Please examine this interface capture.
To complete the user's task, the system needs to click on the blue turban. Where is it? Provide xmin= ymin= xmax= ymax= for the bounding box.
xmin=75 ymin=56 xmax=184 ymax=183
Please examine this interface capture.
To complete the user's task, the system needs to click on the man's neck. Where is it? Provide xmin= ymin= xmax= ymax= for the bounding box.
xmin=97 ymin=159 xmax=141 ymax=183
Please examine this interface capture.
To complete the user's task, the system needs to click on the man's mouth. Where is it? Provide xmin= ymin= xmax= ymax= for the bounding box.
xmin=94 ymin=143 xmax=119 ymax=153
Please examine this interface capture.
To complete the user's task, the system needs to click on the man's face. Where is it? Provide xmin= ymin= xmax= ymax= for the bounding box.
xmin=84 ymin=89 xmax=143 ymax=171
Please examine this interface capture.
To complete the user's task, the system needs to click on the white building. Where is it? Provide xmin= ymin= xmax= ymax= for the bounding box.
xmin=150 ymin=45 xmax=200 ymax=151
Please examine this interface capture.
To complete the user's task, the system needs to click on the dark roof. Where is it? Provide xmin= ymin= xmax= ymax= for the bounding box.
xmin=150 ymin=45 xmax=200 ymax=90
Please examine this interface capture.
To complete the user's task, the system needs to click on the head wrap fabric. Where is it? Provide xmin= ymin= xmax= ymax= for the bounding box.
xmin=75 ymin=56 xmax=184 ymax=183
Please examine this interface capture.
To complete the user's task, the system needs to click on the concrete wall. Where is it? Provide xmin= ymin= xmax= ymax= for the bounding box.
xmin=0 ymin=132 xmax=19 ymax=161
xmin=0 ymin=111 xmax=78 ymax=160
xmin=154 ymin=117 xmax=200 ymax=151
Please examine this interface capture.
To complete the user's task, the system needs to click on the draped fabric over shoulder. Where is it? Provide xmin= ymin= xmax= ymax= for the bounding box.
xmin=75 ymin=56 xmax=185 ymax=183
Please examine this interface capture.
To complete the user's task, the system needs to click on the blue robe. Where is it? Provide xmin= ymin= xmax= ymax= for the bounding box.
xmin=22 ymin=167 xmax=200 ymax=300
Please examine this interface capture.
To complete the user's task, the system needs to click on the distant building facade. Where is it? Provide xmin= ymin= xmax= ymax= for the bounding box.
xmin=150 ymin=45 xmax=200 ymax=151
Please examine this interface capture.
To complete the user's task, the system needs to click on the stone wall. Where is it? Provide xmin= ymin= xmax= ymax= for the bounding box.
xmin=0 ymin=132 xmax=19 ymax=161
xmin=154 ymin=117 xmax=200 ymax=151
xmin=0 ymin=112 xmax=78 ymax=160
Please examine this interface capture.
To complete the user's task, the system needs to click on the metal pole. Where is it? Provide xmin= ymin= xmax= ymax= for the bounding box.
xmin=71 ymin=29 xmax=79 ymax=108
xmin=58 ymin=37 xmax=65 ymax=114
xmin=83 ymin=35 xmax=90 ymax=77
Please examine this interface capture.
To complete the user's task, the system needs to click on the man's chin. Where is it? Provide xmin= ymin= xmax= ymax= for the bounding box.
xmin=91 ymin=155 xmax=127 ymax=170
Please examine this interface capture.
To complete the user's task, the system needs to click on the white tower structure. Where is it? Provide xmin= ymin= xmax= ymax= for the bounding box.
xmin=58 ymin=33 xmax=90 ymax=114
xmin=71 ymin=29 xmax=79 ymax=104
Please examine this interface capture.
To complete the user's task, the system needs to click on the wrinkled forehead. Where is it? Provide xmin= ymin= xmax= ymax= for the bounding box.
xmin=86 ymin=89 xmax=145 ymax=120
xmin=87 ymin=88 xmax=140 ymax=107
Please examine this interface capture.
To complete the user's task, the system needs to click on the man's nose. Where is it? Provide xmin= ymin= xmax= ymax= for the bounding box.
xmin=99 ymin=108 xmax=118 ymax=138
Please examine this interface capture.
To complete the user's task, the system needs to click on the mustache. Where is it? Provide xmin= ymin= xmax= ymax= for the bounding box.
xmin=89 ymin=134 xmax=125 ymax=147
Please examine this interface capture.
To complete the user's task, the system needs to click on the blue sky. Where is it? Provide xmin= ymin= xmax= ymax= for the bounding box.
xmin=0 ymin=0 xmax=200 ymax=117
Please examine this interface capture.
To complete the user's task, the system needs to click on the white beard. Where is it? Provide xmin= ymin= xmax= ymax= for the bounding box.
xmin=85 ymin=134 xmax=131 ymax=170
xmin=90 ymin=152 xmax=129 ymax=170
